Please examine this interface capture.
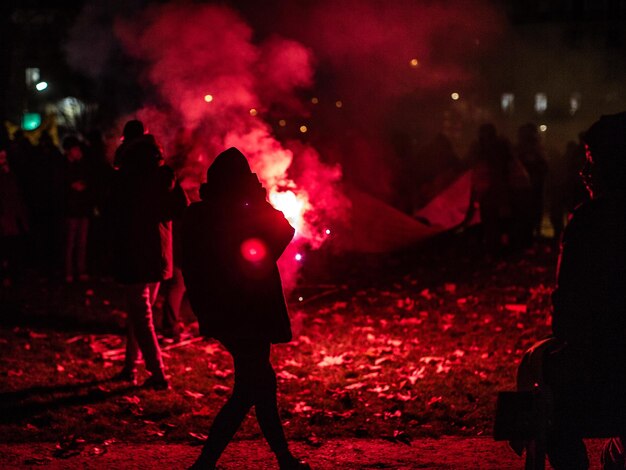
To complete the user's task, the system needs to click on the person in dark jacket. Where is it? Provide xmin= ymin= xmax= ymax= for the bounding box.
xmin=0 ymin=146 xmax=29 ymax=286
xmin=110 ymin=134 xmax=187 ymax=390
xmin=62 ymin=136 xmax=93 ymax=282
xmin=183 ymin=148 xmax=309 ymax=470
xmin=514 ymin=123 xmax=548 ymax=239
xmin=114 ymin=119 xmax=144 ymax=169
xmin=469 ymin=123 xmax=532 ymax=253
xmin=516 ymin=112 xmax=626 ymax=469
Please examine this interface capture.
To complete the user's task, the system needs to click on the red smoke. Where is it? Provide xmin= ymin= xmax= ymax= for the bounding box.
xmin=266 ymin=0 xmax=503 ymax=199
xmin=114 ymin=3 xmax=346 ymax=289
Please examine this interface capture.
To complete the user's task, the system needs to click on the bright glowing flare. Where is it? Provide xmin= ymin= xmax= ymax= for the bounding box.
xmin=269 ymin=190 xmax=305 ymax=234
xmin=204 ymin=94 xmax=213 ymax=102
xmin=240 ymin=238 xmax=268 ymax=263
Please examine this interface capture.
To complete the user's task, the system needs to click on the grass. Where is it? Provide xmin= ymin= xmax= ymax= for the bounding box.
xmin=0 ymin=235 xmax=556 ymax=446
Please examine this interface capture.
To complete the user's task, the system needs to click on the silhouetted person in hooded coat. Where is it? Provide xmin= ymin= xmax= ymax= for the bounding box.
xmin=183 ymin=148 xmax=309 ymax=470
xmin=516 ymin=112 xmax=626 ymax=469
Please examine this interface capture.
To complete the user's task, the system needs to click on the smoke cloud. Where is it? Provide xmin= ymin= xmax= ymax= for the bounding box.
xmin=65 ymin=0 xmax=503 ymax=285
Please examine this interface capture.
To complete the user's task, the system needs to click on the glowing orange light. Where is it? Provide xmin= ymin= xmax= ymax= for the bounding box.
xmin=249 ymin=108 xmax=258 ymax=116
xmin=269 ymin=190 xmax=304 ymax=233
xmin=311 ymin=97 xmax=319 ymax=104
xmin=299 ymin=125 xmax=308 ymax=133
xmin=240 ymin=238 xmax=268 ymax=263
xmin=204 ymin=94 xmax=214 ymax=103
xmin=451 ymin=92 xmax=460 ymax=101
xmin=278 ymin=119 xmax=287 ymax=127
xmin=335 ymin=100 xmax=343 ymax=108
xmin=410 ymin=58 xmax=419 ymax=67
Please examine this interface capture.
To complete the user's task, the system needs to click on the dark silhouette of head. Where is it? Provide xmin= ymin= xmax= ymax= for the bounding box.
xmin=582 ymin=112 xmax=626 ymax=197
xmin=201 ymin=148 xmax=257 ymax=201
xmin=207 ymin=147 xmax=251 ymax=184
xmin=121 ymin=134 xmax=162 ymax=172
xmin=122 ymin=119 xmax=145 ymax=142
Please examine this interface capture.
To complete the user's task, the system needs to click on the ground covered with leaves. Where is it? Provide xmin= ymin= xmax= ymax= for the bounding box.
xmin=0 ymin=235 xmax=557 ymax=451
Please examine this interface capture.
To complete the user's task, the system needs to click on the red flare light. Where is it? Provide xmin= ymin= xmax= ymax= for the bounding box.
xmin=240 ymin=238 xmax=268 ymax=263
xmin=269 ymin=189 xmax=306 ymax=234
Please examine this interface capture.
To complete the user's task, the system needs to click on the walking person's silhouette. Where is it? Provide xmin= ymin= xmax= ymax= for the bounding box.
xmin=182 ymin=148 xmax=310 ymax=469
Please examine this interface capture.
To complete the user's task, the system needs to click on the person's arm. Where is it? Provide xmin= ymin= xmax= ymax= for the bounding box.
xmin=262 ymin=203 xmax=295 ymax=260
xmin=551 ymin=205 xmax=596 ymax=342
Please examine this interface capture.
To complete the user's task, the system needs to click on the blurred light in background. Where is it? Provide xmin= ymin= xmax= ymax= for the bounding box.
xmin=21 ymin=113 xmax=41 ymax=131
xmin=501 ymin=93 xmax=514 ymax=113
xmin=569 ymin=93 xmax=581 ymax=115
xmin=535 ymin=93 xmax=547 ymax=114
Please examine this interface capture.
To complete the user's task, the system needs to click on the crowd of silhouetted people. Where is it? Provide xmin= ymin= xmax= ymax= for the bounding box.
xmin=466 ymin=122 xmax=587 ymax=255
xmin=0 ymin=126 xmax=114 ymax=285
xmin=1 ymin=114 xmax=624 ymax=469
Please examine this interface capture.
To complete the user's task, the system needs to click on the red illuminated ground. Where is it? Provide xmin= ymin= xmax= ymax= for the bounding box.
xmin=0 ymin=236 xmax=560 ymax=467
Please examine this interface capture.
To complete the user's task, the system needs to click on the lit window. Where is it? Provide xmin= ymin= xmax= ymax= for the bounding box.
xmin=569 ymin=93 xmax=581 ymax=115
xmin=25 ymin=68 xmax=40 ymax=87
xmin=501 ymin=93 xmax=514 ymax=113
xmin=535 ymin=93 xmax=547 ymax=114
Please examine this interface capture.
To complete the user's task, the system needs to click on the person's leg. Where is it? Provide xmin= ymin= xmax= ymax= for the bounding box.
xmin=161 ymin=268 xmax=185 ymax=338
xmin=250 ymin=342 xmax=309 ymax=468
xmin=125 ymin=282 xmax=165 ymax=379
xmin=76 ymin=217 xmax=89 ymax=280
xmin=123 ymin=319 xmax=140 ymax=375
xmin=64 ymin=218 xmax=77 ymax=281
xmin=252 ymin=343 xmax=289 ymax=455
xmin=193 ymin=341 xmax=256 ymax=467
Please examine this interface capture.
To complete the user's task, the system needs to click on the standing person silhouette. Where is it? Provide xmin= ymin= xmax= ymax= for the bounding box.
xmin=109 ymin=133 xmax=187 ymax=389
xmin=516 ymin=113 xmax=626 ymax=469
xmin=182 ymin=148 xmax=310 ymax=469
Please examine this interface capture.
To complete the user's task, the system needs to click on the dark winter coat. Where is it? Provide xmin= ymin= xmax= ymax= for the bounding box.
xmin=551 ymin=193 xmax=626 ymax=353
xmin=181 ymin=148 xmax=294 ymax=344
xmin=109 ymin=150 xmax=187 ymax=284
